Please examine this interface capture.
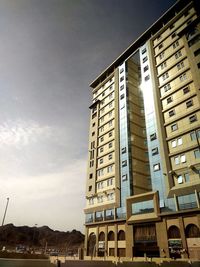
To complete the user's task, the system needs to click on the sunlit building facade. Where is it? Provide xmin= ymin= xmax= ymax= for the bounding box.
xmin=84 ymin=0 xmax=200 ymax=259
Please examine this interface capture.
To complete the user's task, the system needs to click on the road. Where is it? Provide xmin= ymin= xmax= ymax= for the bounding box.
xmin=0 ymin=258 xmax=55 ymax=267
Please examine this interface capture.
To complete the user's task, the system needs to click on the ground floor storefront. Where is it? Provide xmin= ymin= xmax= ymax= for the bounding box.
xmin=84 ymin=213 xmax=200 ymax=260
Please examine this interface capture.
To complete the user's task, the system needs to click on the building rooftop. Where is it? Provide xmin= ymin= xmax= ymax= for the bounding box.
xmin=90 ymin=0 xmax=194 ymax=89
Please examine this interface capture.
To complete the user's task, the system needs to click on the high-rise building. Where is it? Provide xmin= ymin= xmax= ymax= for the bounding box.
xmin=84 ymin=0 xmax=200 ymax=260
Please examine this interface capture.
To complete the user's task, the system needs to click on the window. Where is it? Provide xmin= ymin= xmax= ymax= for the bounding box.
xmin=107 ymin=193 xmax=114 ymax=201
xmin=107 ymin=165 xmax=113 ymax=173
xmin=100 ymin=147 xmax=103 ymax=153
xmin=92 ymin=113 xmax=97 ymax=119
xmin=175 ymin=50 xmax=182 ymax=59
xmin=109 ymin=85 xmax=113 ymax=91
xmin=120 ymin=68 xmax=124 ymax=74
xmin=89 ymin=173 xmax=93 ymax=179
xmin=162 ymin=72 xmax=169 ymax=81
xmin=120 ymin=84 xmax=124 ymax=91
xmin=157 ymin=34 xmax=162 ymax=40
xmin=194 ymin=48 xmax=200 ymax=57
xmin=177 ymin=175 xmax=183 ymax=184
xmin=172 ymin=140 xmax=177 ymax=148
xmin=173 ymin=40 xmax=179 ymax=49
xmin=90 ymin=160 xmax=94 ymax=167
xmin=89 ymin=198 xmax=94 ymax=205
xmin=108 ymin=154 xmax=112 ymax=160
xmin=143 ymin=56 xmax=148 ymax=63
xmin=159 ymin=52 xmax=165 ymax=60
xmin=120 ymin=76 xmax=124 ymax=82
xmin=152 ymin=147 xmax=159 ymax=156
xmin=179 ymin=73 xmax=187 ymax=81
xmin=109 ymin=93 xmax=114 ymax=99
xmin=190 ymin=129 xmax=200 ymax=140
xmin=101 ymin=108 xmax=105 ymax=114
xmin=194 ymin=149 xmax=200 ymax=159
xmin=145 ymin=75 xmax=150 ymax=81
xmin=89 ymin=186 xmax=92 ymax=191
xmin=158 ymin=43 xmax=163 ymax=49
xmin=97 ymin=196 xmax=103 ymax=203
xmin=122 ymin=160 xmax=127 ymax=167
xmin=109 ymin=131 xmax=113 ymax=137
xmin=177 ymin=137 xmax=183 ymax=146
xmin=169 ymin=109 xmax=175 ymax=117
xmin=100 ymin=126 xmax=104 ymax=132
xmin=189 ymin=114 xmax=197 ymax=123
xmin=144 ymin=65 xmax=149 ymax=72
xmin=164 ymin=83 xmax=171 ymax=92
xmin=97 ymin=169 xmax=104 ymax=176
xmin=181 ymin=154 xmax=186 ymax=163
xmin=186 ymin=99 xmax=193 ymax=108
xmin=100 ymin=137 xmax=104 ymax=142
xmin=107 ymin=178 xmax=113 ymax=186
xmin=141 ymin=48 xmax=146 ymax=54
xmin=167 ymin=97 xmax=173 ymax=104
xmin=102 ymin=92 xmax=105 ymax=97
xmin=122 ymin=147 xmax=126 ymax=154
xmin=183 ymin=86 xmax=190 ymax=94
xmin=100 ymin=117 xmax=104 ymax=123
xmin=92 ymin=122 xmax=95 ymax=127
xmin=188 ymin=34 xmax=200 ymax=47
xmin=161 ymin=61 xmax=167 ymax=69
xmin=122 ymin=174 xmax=127 ymax=181
xmin=92 ymin=131 xmax=95 ymax=136
xmin=171 ymin=123 xmax=178 ymax=131
xmin=99 ymin=158 xmax=103 ymax=164
xmin=170 ymin=24 xmax=174 ymax=30
xmin=150 ymin=133 xmax=157 ymax=141
xmin=197 ymin=63 xmax=200 ymax=69
xmin=109 ymin=142 xmax=113 ymax=148
xmin=153 ymin=163 xmax=160 ymax=171
xmin=109 ymin=120 xmax=113 ymax=127
xmin=91 ymin=141 xmax=95 ymax=149
xmin=101 ymin=99 xmax=105 ymax=106
xmin=184 ymin=173 xmax=190 ymax=182
xmin=109 ymin=102 xmax=113 ymax=108
xmin=177 ymin=61 xmax=184 ymax=70
xmin=171 ymin=32 xmax=176 ymax=39
xmin=92 ymin=106 xmax=97 ymax=113
xmin=120 ymin=94 xmax=125 ymax=100
xmin=174 ymin=156 xmax=179 ymax=165
xmin=97 ymin=182 xmax=103 ymax=189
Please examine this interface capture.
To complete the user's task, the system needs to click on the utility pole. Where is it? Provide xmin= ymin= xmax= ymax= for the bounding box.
xmin=2 ymin=197 xmax=9 ymax=226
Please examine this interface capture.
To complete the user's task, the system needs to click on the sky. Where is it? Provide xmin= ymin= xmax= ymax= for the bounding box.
xmin=0 ymin=0 xmax=175 ymax=233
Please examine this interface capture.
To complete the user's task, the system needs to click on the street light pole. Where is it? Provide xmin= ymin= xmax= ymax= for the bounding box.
xmin=2 ymin=197 xmax=9 ymax=227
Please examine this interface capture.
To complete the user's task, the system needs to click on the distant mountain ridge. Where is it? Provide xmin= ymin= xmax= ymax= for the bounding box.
xmin=0 ymin=224 xmax=84 ymax=250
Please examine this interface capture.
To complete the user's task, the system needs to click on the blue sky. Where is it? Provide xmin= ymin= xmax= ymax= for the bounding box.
xmin=0 ymin=0 xmax=175 ymax=232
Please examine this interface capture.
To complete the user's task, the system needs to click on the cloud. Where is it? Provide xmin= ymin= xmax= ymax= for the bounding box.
xmin=0 ymin=119 xmax=52 ymax=148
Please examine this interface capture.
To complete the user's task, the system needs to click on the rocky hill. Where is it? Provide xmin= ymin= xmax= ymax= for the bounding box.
xmin=0 ymin=224 xmax=84 ymax=252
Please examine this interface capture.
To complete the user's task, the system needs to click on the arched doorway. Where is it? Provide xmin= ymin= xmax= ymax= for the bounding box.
xmin=98 ymin=232 xmax=105 ymax=257
xmin=87 ymin=233 xmax=96 ymax=257
xmin=185 ymin=224 xmax=200 ymax=260
xmin=117 ymin=230 xmax=126 ymax=257
xmin=168 ymin=226 xmax=181 ymax=259
xmin=108 ymin=231 xmax=114 ymax=241
xmin=108 ymin=231 xmax=115 ymax=256
xmin=118 ymin=230 xmax=125 ymax=241
xmin=185 ymin=224 xmax=200 ymax=238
